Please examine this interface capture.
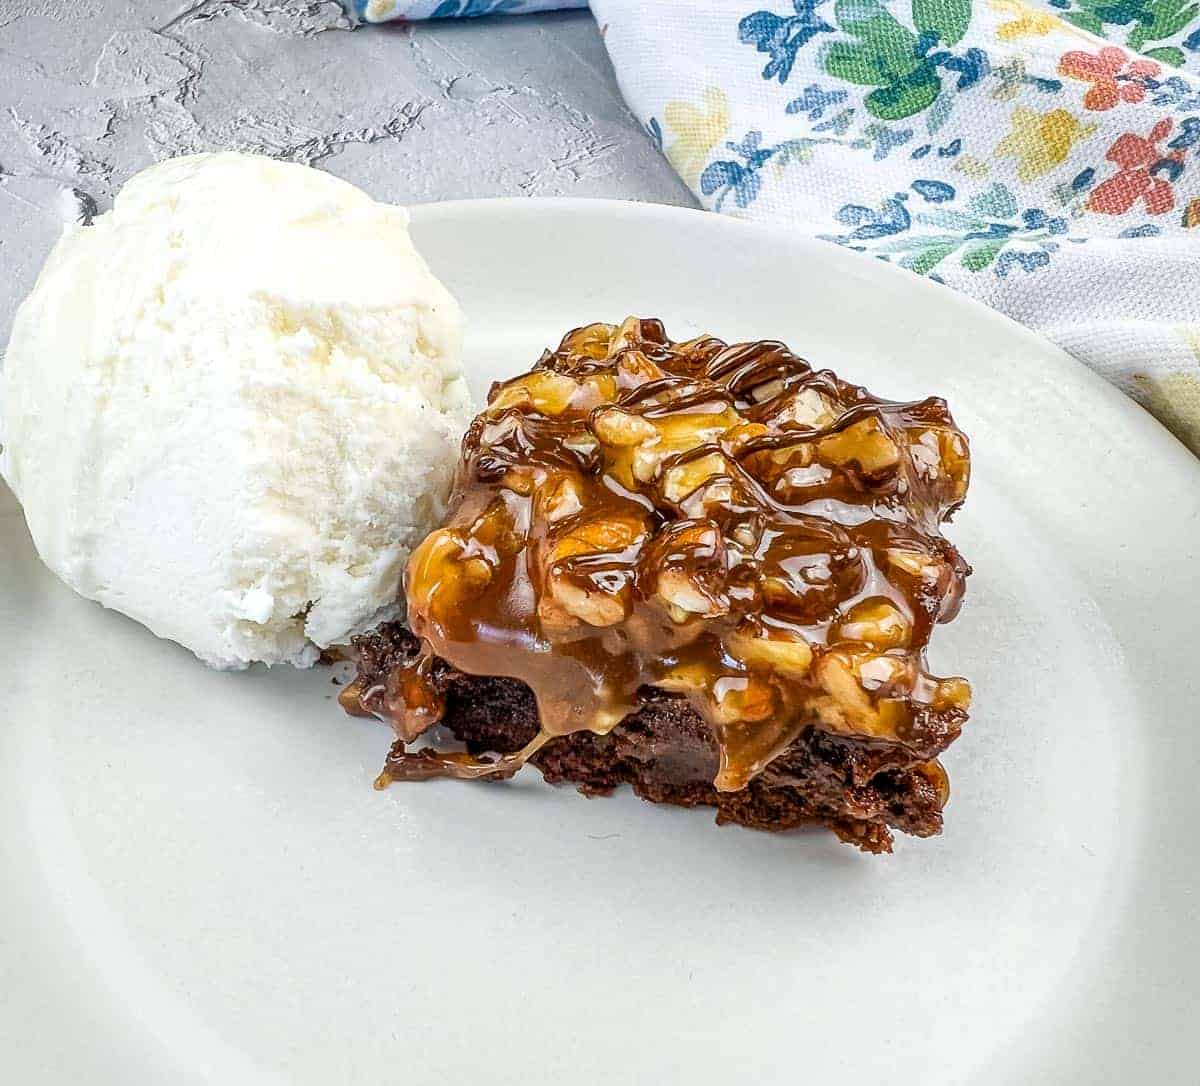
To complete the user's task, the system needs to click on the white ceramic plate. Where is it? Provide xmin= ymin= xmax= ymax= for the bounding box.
xmin=2 ymin=199 xmax=1197 ymax=1085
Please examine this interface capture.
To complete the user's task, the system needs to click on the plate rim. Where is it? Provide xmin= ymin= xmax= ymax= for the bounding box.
xmin=410 ymin=195 xmax=1200 ymax=484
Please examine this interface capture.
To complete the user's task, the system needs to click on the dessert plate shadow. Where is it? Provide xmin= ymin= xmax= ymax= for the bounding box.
xmin=2 ymin=199 xmax=1197 ymax=1085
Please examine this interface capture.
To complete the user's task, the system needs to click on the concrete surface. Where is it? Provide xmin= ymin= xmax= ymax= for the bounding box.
xmin=0 ymin=0 xmax=695 ymax=344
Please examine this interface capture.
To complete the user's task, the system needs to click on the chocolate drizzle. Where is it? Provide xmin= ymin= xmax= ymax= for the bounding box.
xmin=342 ymin=318 xmax=972 ymax=797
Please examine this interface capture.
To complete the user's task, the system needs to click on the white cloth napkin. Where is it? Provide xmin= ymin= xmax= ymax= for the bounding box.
xmin=360 ymin=0 xmax=1200 ymax=454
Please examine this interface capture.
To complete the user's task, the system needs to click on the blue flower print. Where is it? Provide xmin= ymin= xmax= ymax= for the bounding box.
xmin=1151 ymin=75 xmax=1200 ymax=111
xmin=785 ymin=83 xmax=849 ymax=120
xmin=812 ymin=108 xmax=855 ymax=135
xmin=825 ymin=182 xmax=1086 ymax=277
xmin=431 ymin=0 xmax=522 ymax=16
xmin=645 ymin=116 xmax=664 ymax=153
xmin=932 ymin=45 xmax=991 ymax=91
xmin=1169 ymin=116 xmax=1200 ymax=151
xmin=700 ymin=132 xmax=775 ymax=210
xmin=833 ymin=193 xmax=913 ymax=241
xmin=738 ymin=1 xmax=835 ymax=84
xmin=1021 ymin=208 xmax=1068 ymax=233
xmin=912 ymin=178 xmax=956 ymax=202
xmin=862 ymin=125 xmax=914 ymax=159
xmin=996 ymin=250 xmax=1051 ymax=276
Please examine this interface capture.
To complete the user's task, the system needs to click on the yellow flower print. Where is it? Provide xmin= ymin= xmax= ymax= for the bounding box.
xmin=994 ymin=107 xmax=1097 ymax=182
xmin=987 ymin=0 xmax=1092 ymax=42
xmin=364 ymin=0 xmax=397 ymax=20
xmin=1179 ymin=325 xmax=1200 ymax=363
xmin=954 ymin=154 xmax=990 ymax=179
xmin=991 ymin=0 xmax=1062 ymax=39
xmin=663 ymin=87 xmax=729 ymax=187
xmin=1134 ymin=361 xmax=1200 ymax=456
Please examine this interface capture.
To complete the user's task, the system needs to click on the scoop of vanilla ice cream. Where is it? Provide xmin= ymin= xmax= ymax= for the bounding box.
xmin=0 ymin=152 xmax=472 ymax=668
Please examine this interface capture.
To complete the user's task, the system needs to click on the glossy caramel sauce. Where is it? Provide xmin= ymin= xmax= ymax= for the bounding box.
xmin=342 ymin=318 xmax=971 ymax=793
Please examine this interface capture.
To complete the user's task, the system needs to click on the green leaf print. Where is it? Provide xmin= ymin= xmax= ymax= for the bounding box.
xmin=912 ymin=0 xmax=971 ymax=45
xmin=1144 ymin=0 xmax=1199 ymax=40
xmin=960 ymin=239 xmax=1004 ymax=271
xmin=825 ymin=40 xmax=892 ymax=84
xmin=867 ymin=70 xmax=942 ymax=119
xmin=900 ymin=240 xmax=961 ymax=274
xmin=1142 ymin=45 xmax=1187 ymax=63
xmin=1061 ymin=10 xmax=1105 ymax=35
xmin=818 ymin=0 xmax=979 ymax=121
xmin=834 ymin=0 xmax=918 ymax=70
xmin=835 ymin=0 xmax=906 ymax=37
xmin=1062 ymin=0 xmax=1198 ymax=60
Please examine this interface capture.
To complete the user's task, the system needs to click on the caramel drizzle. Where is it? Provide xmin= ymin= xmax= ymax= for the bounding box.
xmin=373 ymin=729 xmax=550 ymax=787
xmin=352 ymin=318 xmax=972 ymax=792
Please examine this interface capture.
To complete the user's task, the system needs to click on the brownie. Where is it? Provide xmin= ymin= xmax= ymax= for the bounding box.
xmin=342 ymin=318 xmax=972 ymax=853
xmin=349 ymin=624 xmax=950 ymax=854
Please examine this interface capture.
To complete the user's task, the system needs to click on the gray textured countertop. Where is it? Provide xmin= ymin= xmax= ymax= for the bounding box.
xmin=0 ymin=0 xmax=695 ymax=343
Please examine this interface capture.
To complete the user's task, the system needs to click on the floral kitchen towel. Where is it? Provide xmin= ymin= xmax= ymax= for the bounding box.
xmin=357 ymin=0 xmax=1200 ymax=454
xmin=357 ymin=0 xmax=584 ymax=18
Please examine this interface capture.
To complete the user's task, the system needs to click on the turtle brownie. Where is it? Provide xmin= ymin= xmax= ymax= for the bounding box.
xmin=341 ymin=318 xmax=972 ymax=852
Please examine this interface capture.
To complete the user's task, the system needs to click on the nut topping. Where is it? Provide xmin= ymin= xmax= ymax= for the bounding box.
xmin=370 ymin=318 xmax=972 ymax=794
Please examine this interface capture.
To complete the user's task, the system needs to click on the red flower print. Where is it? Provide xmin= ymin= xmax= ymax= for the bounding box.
xmin=1089 ymin=120 xmax=1186 ymax=216
xmin=1059 ymin=47 xmax=1160 ymax=112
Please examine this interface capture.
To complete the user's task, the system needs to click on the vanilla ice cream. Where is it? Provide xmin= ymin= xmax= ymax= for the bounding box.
xmin=0 ymin=152 xmax=472 ymax=668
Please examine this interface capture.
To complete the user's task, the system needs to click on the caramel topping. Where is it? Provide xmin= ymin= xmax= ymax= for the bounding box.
xmin=358 ymin=318 xmax=972 ymax=792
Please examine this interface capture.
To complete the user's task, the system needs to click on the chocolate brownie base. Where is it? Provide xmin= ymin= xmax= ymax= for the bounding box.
xmin=353 ymin=624 xmax=947 ymax=854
